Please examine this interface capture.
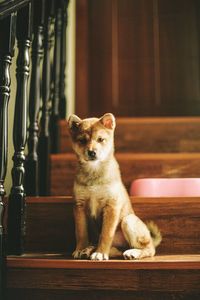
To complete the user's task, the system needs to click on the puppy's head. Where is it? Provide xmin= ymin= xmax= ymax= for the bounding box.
xmin=67 ymin=113 xmax=116 ymax=164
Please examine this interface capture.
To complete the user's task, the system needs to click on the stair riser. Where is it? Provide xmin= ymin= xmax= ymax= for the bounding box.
xmin=6 ymin=289 xmax=200 ymax=300
xmin=59 ymin=118 xmax=200 ymax=153
xmin=23 ymin=198 xmax=200 ymax=255
xmin=7 ymin=268 xmax=200 ymax=293
xmin=50 ymin=154 xmax=200 ymax=195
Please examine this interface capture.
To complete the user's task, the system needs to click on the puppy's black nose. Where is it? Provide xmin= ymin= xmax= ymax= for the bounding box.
xmin=87 ymin=150 xmax=96 ymax=160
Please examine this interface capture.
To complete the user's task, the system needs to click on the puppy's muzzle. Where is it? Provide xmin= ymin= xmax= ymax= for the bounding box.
xmin=87 ymin=150 xmax=97 ymax=160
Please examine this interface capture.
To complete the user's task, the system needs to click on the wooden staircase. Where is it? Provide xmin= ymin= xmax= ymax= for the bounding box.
xmin=51 ymin=117 xmax=200 ymax=195
xmin=6 ymin=117 xmax=200 ymax=299
xmin=6 ymin=196 xmax=200 ymax=299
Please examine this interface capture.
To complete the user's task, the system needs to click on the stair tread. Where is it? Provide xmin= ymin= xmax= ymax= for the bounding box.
xmin=7 ymin=254 xmax=200 ymax=270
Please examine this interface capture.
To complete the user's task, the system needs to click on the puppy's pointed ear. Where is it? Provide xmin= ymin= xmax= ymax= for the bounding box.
xmin=68 ymin=114 xmax=82 ymax=131
xmin=100 ymin=113 xmax=116 ymax=130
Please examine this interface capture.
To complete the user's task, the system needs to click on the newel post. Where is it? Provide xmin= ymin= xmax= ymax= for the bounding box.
xmin=7 ymin=3 xmax=32 ymax=255
xmin=0 ymin=12 xmax=16 ymax=297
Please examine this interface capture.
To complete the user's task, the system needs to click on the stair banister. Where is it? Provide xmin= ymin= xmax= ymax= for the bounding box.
xmin=38 ymin=0 xmax=55 ymax=196
xmin=7 ymin=2 xmax=32 ymax=256
xmin=50 ymin=0 xmax=63 ymax=154
xmin=25 ymin=0 xmax=45 ymax=196
xmin=0 ymin=10 xmax=16 ymax=300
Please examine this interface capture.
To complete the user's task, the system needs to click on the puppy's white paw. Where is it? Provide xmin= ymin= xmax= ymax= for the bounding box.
xmin=123 ymin=249 xmax=142 ymax=260
xmin=90 ymin=252 xmax=109 ymax=261
xmin=72 ymin=246 xmax=95 ymax=259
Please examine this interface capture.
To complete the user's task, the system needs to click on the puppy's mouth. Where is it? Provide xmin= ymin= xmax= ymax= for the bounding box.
xmin=88 ymin=157 xmax=96 ymax=161
xmin=86 ymin=156 xmax=98 ymax=162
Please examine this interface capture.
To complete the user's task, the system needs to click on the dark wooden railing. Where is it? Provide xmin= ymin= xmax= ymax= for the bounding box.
xmin=25 ymin=0 xmax=45 ymax=197
xmin=0 ymin=0 xmax=69 ymax=297
xmin=38 ymin=0 xmax=54 ymax=196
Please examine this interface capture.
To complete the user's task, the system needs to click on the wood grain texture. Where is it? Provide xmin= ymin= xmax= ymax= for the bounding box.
xmin=6 ymin=289 xmax=200 ymax=300
xmin=75 ymin=0 xmax=90 ymax=118
xmin=59 ymin=117 xmax=200 ymax=153
xmin=7 ymin=254 xmax=200 ymax=270
xmin=50 ymin=152 xmax=200 ymax=195
xmin=19 ymin=197 xmax=200 ymax=255
xmin=6 ymin=196 xmax=200 ymax=298
xmin=6 ymin=266 xmax=200 ymax=292
xmin=76 ymin=0 xmax=200 ymax=117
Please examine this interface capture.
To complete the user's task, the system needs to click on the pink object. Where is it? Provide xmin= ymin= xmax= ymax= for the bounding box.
xmin=130 ymin=178 xmax=200 ymax=197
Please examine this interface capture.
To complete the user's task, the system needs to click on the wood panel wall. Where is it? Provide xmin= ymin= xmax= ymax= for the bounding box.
xmin=76 ymin=0 xmax=200 ymax=117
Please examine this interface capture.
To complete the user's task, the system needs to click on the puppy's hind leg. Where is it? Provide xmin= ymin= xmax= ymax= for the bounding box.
xmin=121 ymin=214 xmax=155 ymax=260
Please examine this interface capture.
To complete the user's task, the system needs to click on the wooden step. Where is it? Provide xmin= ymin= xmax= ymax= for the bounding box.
xmin=6 ymin=196 xmax=200 ymax=299
xmin=50 ymin=152 xmax=200 ymax=195
xmin=6 ymin=254 xmax=200 ymax=299
xmin=21 ymin=196 xmax=200 ymax=255
xmin=59 ymin=117 xmax=200 ymax=153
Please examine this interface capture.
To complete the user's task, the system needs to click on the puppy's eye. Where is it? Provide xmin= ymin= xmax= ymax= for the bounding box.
xmin=97 ymin=137 xmax=105 ymax=143
xmin=78 ymin=137 xmax=87 ymax=145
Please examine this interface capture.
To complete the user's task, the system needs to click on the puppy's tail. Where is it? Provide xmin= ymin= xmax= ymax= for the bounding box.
xmin=146 ymin=221 xmax=162 ymax=248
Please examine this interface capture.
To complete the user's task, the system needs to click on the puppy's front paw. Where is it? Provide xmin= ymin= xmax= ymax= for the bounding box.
xmin=123 ymin=249 xmax=142 ymax=260
xmin=72 ymin=249 xmax=82 ymax=259
xmin=80 ymin=246 xmax=96 ymax=259
xmin=90 ymin=252 xmax=109 ymax=261
xmin=72 ymin=246 xmax=95 ymax=259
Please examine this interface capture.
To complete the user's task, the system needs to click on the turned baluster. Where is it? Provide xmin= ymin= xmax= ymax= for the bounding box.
xmin=50 ymin=1 xmax=62 ymax=153
xmin=0 ymin=12 xmax=16 ymax=297
xmin=59 ymin=0 xmax=69 ymax=119
xmin=38 ymin=0 xmax=55 ymax=196
xmin=25 ymin=0 xmax=45 ymax=196
xmin=7 ymin=3 xmax=32 ymax=255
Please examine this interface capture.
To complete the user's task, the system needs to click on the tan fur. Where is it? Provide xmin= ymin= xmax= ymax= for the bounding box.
xmin=67 ymin=113 xmax=162 ymax=260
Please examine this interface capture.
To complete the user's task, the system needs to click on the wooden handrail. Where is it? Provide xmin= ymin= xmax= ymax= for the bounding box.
xmin=0 ymin=0 xmax=30 ymax=19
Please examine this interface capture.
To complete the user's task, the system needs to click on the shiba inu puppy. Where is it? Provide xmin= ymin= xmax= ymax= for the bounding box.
xmin=67 ymin=113 xmax=162 ymax=260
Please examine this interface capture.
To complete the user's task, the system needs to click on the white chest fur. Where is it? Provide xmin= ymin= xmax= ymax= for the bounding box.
xmin=74 ymin=181 xmax=122 ymax=219
xmin=89 ymin=195 xmax=103 ymax=218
